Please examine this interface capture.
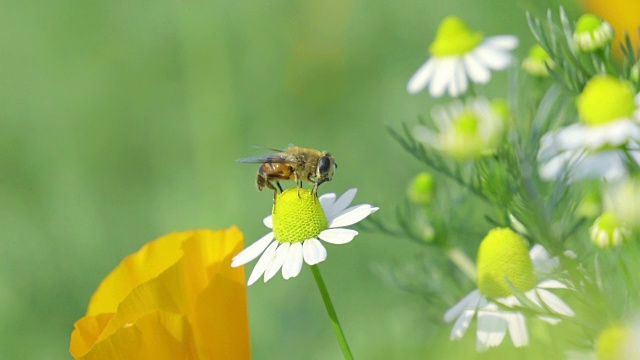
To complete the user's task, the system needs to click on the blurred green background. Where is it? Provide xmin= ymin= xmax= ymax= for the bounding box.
xmin=1 ymin=0 xmax=578 ymax=359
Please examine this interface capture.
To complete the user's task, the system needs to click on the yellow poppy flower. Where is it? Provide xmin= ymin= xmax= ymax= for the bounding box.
xmin=70 ymin=227 xmax=250 ymax=360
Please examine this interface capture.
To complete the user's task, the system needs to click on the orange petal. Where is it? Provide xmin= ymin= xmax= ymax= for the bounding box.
xmin=74 ymin=311 xmax=195 ymax=360
xmin=182 ymin=228 xmax=251 ymax=358
xmin=86 ymin=231 xmax=194 ymax=316
xmin=70 ymin=313 xmax=114 ymax=358
xmin=72 ymin=227 xmax=250 ymax=359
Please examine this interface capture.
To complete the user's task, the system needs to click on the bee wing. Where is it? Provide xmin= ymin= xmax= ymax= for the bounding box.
xmin=251 ymin=145 xmax=286 ymax=152
xmin=236 ymin=153 xmax=296 ymax=164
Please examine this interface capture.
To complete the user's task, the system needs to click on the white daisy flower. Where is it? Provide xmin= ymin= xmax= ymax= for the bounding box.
xmin=444 ymin=228 xmax=574 ymax=351
xmin=539 ymin=75 xmax=640 ymax=181
xmin=407 ymin=16 xmax=518 ymax=97
xmin=231 ymin=188 xmax=379 ymax=285
xmin=595 ymin=324 xmax=640 ymax=360
xmin=589 ymin=212 xmax=630 ymax=248
xmin=573 ymin=14 xmax=614 ymax=52
xmin=413 ymin=97 xmax=506 ymax=160
xmin=522 ymin=44 xmax=555 ymax=77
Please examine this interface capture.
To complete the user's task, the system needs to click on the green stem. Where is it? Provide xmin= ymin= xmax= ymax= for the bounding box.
xmin=446 ymin=247 xmax=477 ymax=283
xmin=310 ymin=265 xmax=354 ymax=360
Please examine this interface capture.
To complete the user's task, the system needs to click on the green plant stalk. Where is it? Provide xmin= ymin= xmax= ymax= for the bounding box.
xmin=446 ymin=247 xmax=477 ymax=282
xmin=310 ymin=265 xmax=354 ymax=360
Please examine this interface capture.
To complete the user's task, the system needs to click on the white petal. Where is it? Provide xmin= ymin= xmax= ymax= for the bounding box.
xmin=476 ymin=308 xmax=508 ymax=351
xmin=552 ymin=123 xmax=590 ymax=150
xmin=531 ymin=246 xmax=559 ymax=274
xmin=524 ymin=289 xmax=544 ymax=308
xmin=448 ymin=60 xmax=468 ymax=97
xmin=329 ymin=204 xmax=376 ymax=228
xmin=529 ymin=244 xmax=549 ymax=261
xmin=327 ymin=188 xmax=358 ymax=219
xmin=498 ymin=295 xmax=520 ymax=308
xmin=463 ymin=54 xmax=491 ymax=84
xmin=536 ymin=289 xmax=575 ymax=317
xmin=264 ymin=242 xmax=290 ymax=282
xmin=484 ymin=35 xmax=519 ymax=50
xmin=537 ymin=279 xmax=567 ymax=289
xmin=444 ymin=289 xmax=481 ymax=322
xmin=450 ymin=307 xmax=477 ymax=340
xmin=413 ymin=125 xmax=439 ymax=145
xmin=319 ymin=192 xmax=336 ymax=210
xmin=429 ymin=58 xmax=457 ymax=97
xmin=539 ymin=152 xmax=571 ymax=180
xmin=507 ymin=312 xmax=529 ymax=347
xmin=407 ymin=58 xmax=437 ymax=94
xmin=472 ymin=46 xmax=512 ymax=70
xmin=263 ymin=215 xmax=273 ymax=229
xmin=538 ymin=316 xmax=561 ymax=325
xmin=247 ymin=241 xmax=278 ymax=286
xmin=282 ymin=242 xmax=303 ymax=279
xmin=302 ymin=238 xmax=327 ymax=265
xmin=318 ymin=228 xmax=358 ymax=244
xmin=231 ymin=232 xmax=275 ymax=267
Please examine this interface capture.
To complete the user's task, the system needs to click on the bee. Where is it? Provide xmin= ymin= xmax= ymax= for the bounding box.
xmin=236 ymin=146 xmax=337 ymax=198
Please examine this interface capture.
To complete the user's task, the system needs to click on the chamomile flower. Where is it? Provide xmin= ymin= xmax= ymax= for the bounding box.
xmin=231 ymin=188 xmax=378 ymax=285
xmin=539 ymin=75 xmax=640 ymax=180
xmin=596 ymin=324 xmax=640 ymax=360
xmin=522 ymin=44 xmax=554 ymax=77
xmin=589 ymin=212 xmax=630 ymax=248
xmin=444 ymin=228 xmax=574 ymax=351
xmin=407 ymin=172 xmax=435 ymax=205
xmin=573 ymin=14 xmax=614 ymax=52
xmin=413 ymin=97 xmax=505 ymax=160
xmin=407 ymin=16 xmax=518 ymax=97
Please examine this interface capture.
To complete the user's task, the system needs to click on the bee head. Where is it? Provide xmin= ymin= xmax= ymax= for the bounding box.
xmin=317 ymin=152 xmax=336 ymax=184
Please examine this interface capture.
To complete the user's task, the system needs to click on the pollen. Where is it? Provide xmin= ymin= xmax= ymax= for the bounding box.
xmin=272 ymin=188 xmax=328 ymax=243
xmin=429 ymin=16 xmax=483 ymax=57
xmin=477 ymin=228 xmax=536 ymax=298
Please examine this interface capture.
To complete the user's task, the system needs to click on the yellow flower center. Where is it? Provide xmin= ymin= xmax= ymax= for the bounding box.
xmin=429 ymin=16 xmax=484 ymax=57
xmin=573 ymin=14 xmax=614 ymax=52
xmin=272 ymin=188 xmax=328 ymax=243
xmin=442 ymin=111 xmax=484 ymax=159
xmin=477 ymin=228 xmax=537 ymax=298
xmin=407 ymin=172 xmax=435 ymax=205
xmin=454 ymin=111 xmax=480 ymax=135
xmin=576 ymin=14 xmax=604 ymax=34
xmin=529 ymin=44 xmax=550 ymax=61
xmin=522 ymin=44 xmax=554 ymax=77
xmin=596 ymin=325 xmax=639 ymax=360
xmin=590 ymin=212 xmax=629 ymax=248
xmin=490 ymin=98 xmax=510 ymax=121
xmin=576 ymin=75 xmax=636 ymax=126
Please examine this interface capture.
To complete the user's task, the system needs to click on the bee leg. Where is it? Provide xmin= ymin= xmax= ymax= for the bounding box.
xmin=276 ymin=181 xmax=283 ymax=193
xmin=294 ymin=173 xmax=301 ymax=198
xmin=308 ymin=176 xmax=319 ymax=199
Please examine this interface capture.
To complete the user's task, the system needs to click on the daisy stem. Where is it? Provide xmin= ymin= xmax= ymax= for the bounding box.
xmin=445 ymin=247 xmax=477 ymax=282
xmin=310 ymin=265 xmax=354 ymax=360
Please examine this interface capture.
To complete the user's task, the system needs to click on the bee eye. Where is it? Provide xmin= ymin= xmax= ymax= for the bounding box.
xmin=318 ymin=156 xmax=331 ymax=175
